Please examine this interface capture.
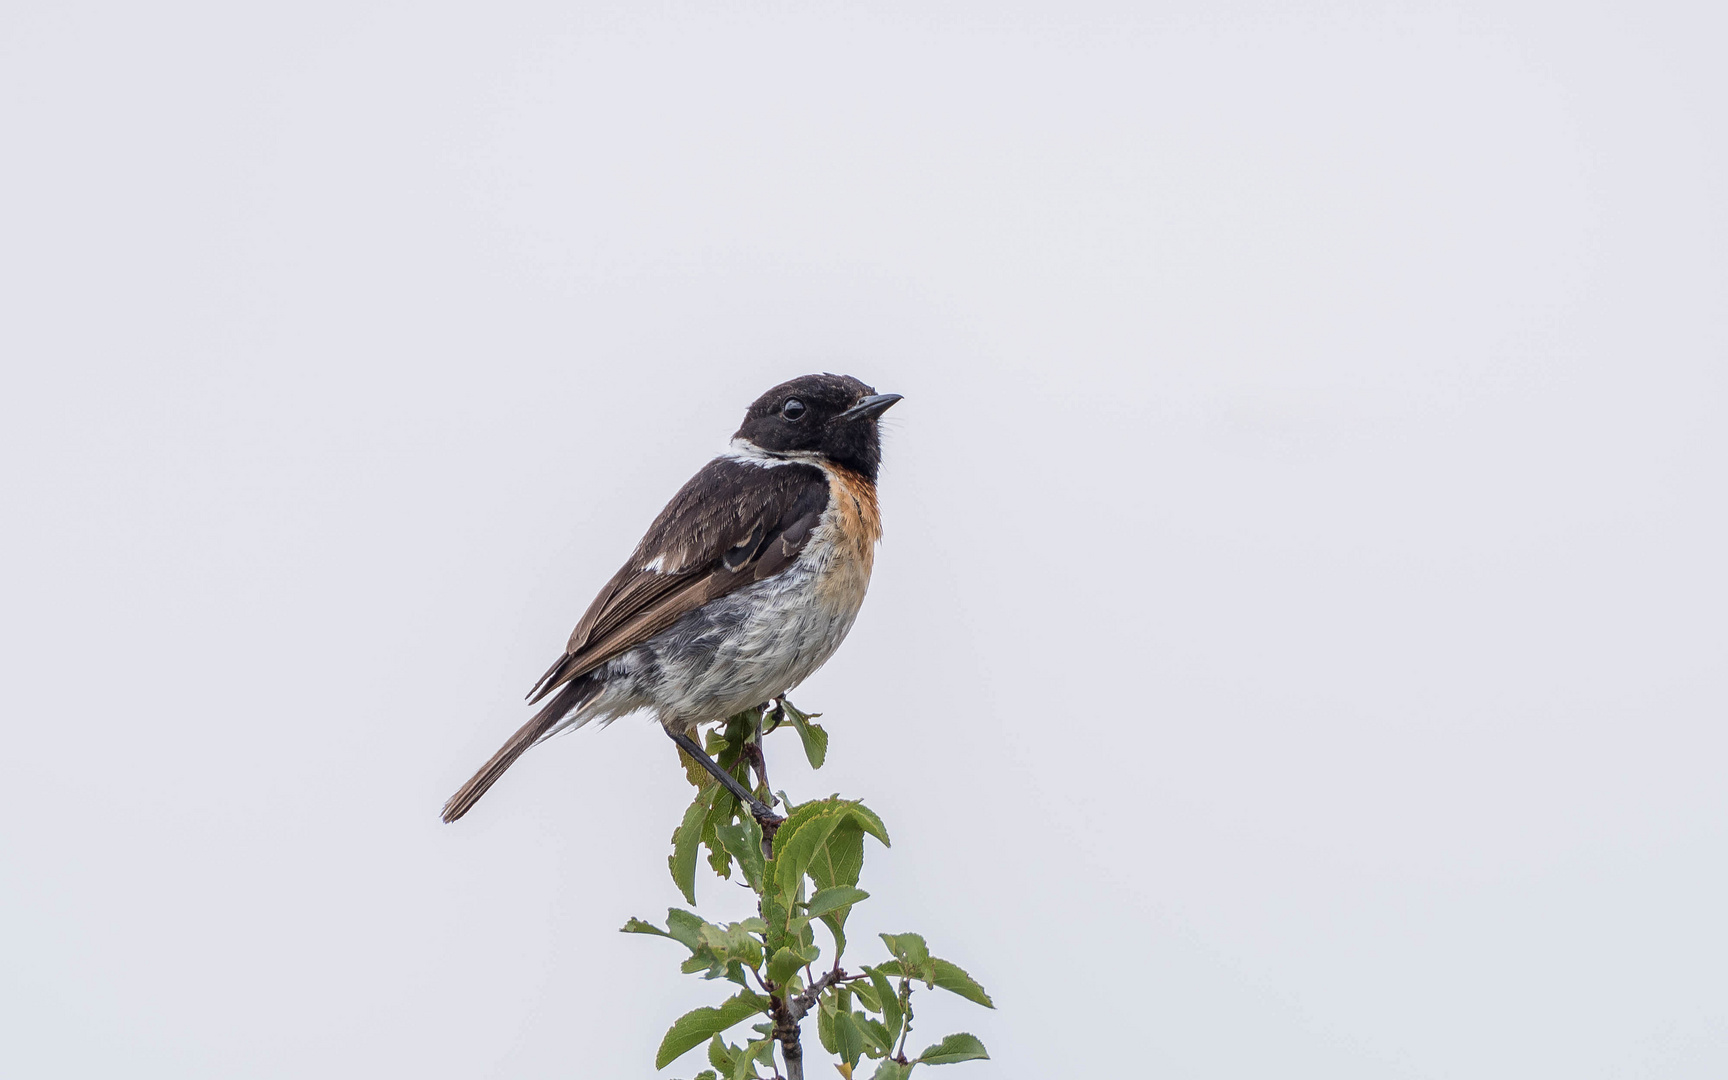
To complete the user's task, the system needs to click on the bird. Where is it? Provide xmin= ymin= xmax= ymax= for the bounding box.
xmin=441 ymin=373 xmax=901 ymax=826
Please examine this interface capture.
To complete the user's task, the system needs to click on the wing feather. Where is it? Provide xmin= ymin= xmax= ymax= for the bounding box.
xmin=525 ymin=459 xmax=829 ymax=704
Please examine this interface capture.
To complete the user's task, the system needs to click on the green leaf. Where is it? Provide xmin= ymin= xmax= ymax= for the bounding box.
xmin=768 ymin=804 xmax=848 ymax=909
xmin=809 ymin=820 xmax=865 ymax=891
xmin=806 ymin=886 xmax=870 ymax=918
xmin=850 ymin=977 xmax=881 ymax=1014
xmin=868 ymin=1062 xmax=911 ymax=1080
xmin=765 ymin=799 xmax=844 ymax=885
xmin=708 ymin=1037 xmax=736 ymax=1074
xmin=621 ymin=917 xmax=672 ymax=938
xmin=677 ymin=741 xmax=714 ymax=789
xmin=843 ymin=803 xmax=890 ymax=847
xmin=856 ymin=1013 xmax=895 ymax=1055
xmin=831 ymin=1008 xmax=867 ymax=1068
xmin=698 ymin=921 xmax=765 ymax=972
xmin=692 ymin=1072 xmax=718 ymax=1080
xmin=655 ymin=990 xmax=770 ymax=1069
xmin=875 ymin=956 xmax=994 ymax=1009
xmin=665 ymin=908 xmax=706 ymax=951
xmin=816 ymin=992 xmax=838 ymax=1053
xmin=915 ymin=1033 xmax=989 ymax=1065
xmin=760 ymin=892 xmax=792 ymax=953
xmin=720 ymin=709 xmax=760 ymax=761
xmin=734 ymin=1038 xmax=775 ymax=1080
xmin=715 ymin=816 xmax=767 ymax=893
xmin=879 ymin=933 xmax=931 ymax=981
xmin=864 ymin=966 xmax=902 ymax=1038
xmin=703 ymin=784 xmax=742 ymax=879
xmin=670 ymin=785 xmax=718 ymax=904
xmin=928 ymin=959 xmax=993 ymax=1009
xmin=783 ymin=702 xmax=829 ymax=769
xmin=766 ymin=946 xmax=804 ymax=988
xmin=809 ymin=822 xmax=861 ymax=957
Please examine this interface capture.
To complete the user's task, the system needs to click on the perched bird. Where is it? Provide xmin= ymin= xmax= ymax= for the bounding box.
xmin=442 ymin=374 xmax=901 ymax=825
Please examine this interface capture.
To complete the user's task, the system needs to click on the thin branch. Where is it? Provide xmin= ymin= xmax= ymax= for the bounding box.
xmin=891 ymin=978 xmax=914 ymax=1062
xmin=788 ymin=967 xmax=866 ymax=1022
xmin=744 ymin=962 xmax=772 ymax=996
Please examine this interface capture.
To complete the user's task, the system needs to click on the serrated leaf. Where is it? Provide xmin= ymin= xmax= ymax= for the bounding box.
xmin=879 ymin=933 xmax=931 ymax=980
xmin=692 ymin=1072 xmax=718 ymax=1080
xmin=806 ymin=886 xmax=869 ymax=918
xmin=784 ymin=704 xmax=829 ymax=769
xmin=763 ymin=800 xmax=830 ymax=871
xmin=856 ymin=1013 xmax=894 ymax=1054
xmin=809 ymin=820 xmax=865 ymax=890
xmin=875 ymin=957 xmax=994 ymax=1009
xmin=735 ymin=1038 xmax=776 ymax=1080
xmin=698 ymin=921 xmax=763 ymax=971
xmin=678 ymin=742 xmax=713 ymax=789
xmin=831 ymin=1007 xmax=867 ymax=1068
xmin=868 ymin=1062 xmax=911 ymax=1080
xmin=655 ymin=991 xmax=770 ymax=1069
xmin=702 ymin=770 xmax=741 ymax=876
xmin=760 ymin=893 xmax=792 ymax=953
xmin=864 ymin=966 xmax=902 ymax=1038
xmin=706 ymin=845 xmax=733 ymax=879
xmin=818 ymin=916 xmax=849 ymax=959
xmin=809 ymin=820 xmax=866 ymax=957
xmin=928 ymin=959 xmax=993 ymax=1009
xmin=665 ymin=908 xmax=706 ymax=951
xmin=843 ymin=803 xmax=890 ymax=847
xmin=850 ymin=977 xmax=881 ymax=1014
xmin=621 ymin=917 xmax=672 ymax=938
xmin=670 ymin=785 xmax=718 ymax=904
xmin=708 ymin=1036 xmax=736 ymax=1072
xmin=766 ymin=946 xmax=804 ymax=988
xmin=765 ymin=800 xmax=846 ymax=892
xmin=817 ymin=992 xmax=838 ymax=1053
xmin=715 ymin=817 xmax=766 ymax=893
xmin=915 ymin=1032 xmax=989 ymax=1065
xmin=721 ymin=709 xmax=759 ymax=758
xmin=769 ymin=805 xmax=848 ymax=909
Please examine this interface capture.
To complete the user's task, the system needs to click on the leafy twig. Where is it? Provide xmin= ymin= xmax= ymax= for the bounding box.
xmin=626 ymin=702 xmax=993 ymax=1079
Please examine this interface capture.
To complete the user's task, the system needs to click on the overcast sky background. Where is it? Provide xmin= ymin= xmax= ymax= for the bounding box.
xmin=3 ymin=1 xmax=1725 ymax=1077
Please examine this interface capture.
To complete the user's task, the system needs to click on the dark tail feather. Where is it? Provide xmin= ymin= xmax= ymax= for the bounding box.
xmin=441 ymin=677 xmax=595 ymax=822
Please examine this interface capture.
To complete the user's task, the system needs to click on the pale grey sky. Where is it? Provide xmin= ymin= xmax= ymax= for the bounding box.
xmin=2 ymin=1 xmax=1724 ymax=1077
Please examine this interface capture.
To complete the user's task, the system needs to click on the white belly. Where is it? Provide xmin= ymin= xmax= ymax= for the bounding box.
xmin=575 ymin=535 xmax=871 ymax=733
xmin=552 ymin=471 xmax=879 ymax=736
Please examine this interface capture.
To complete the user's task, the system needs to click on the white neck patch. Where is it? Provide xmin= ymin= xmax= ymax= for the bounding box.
xmin=721 ymin=438 xmax=826 ymax=468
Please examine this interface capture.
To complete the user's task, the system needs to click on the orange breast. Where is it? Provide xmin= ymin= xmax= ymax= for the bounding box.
xmin=813 ymin=466 xmax=881 ymax=612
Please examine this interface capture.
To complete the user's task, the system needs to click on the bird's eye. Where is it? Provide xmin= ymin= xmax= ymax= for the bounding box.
xmin=780 ymin=398 xmax=807 ymax=421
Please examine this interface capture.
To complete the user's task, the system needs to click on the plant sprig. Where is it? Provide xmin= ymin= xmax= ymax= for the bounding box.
xmin=624 ymin=700 xmax=993 ymax=1080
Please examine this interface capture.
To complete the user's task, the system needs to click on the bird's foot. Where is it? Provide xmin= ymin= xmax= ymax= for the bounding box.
xmin=752 ymin=802 xmax=786 ymax=851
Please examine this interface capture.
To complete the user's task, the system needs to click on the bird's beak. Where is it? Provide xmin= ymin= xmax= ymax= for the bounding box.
xmin=835 ymin=393 xmax=903 ymax=423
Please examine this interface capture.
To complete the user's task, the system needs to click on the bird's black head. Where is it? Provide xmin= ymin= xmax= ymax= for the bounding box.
xmin=734 ymin=374 xmax=902 ymax=480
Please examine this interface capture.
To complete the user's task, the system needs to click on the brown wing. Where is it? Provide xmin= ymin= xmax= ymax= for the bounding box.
xmin=441 ymin=457 xmax=829 ymax=823
xmin=525 ymin=457 xmax=830 ymax=704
